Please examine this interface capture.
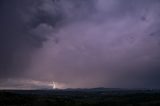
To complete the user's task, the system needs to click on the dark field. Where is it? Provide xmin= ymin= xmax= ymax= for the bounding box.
xmin=1 ymin=88 xmax=160 ymax=106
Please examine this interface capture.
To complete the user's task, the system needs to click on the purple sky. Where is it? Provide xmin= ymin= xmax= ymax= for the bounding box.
xmin=0 ymin=0 xmax=160 ymax=89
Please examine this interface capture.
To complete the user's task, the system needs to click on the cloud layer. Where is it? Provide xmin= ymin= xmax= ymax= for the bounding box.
xmin=0 ymin=0 xmax=160 ymax=89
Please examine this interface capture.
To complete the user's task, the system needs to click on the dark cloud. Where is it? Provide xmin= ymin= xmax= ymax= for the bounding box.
xmin=0 ymin=0 xmax=160 ymax=89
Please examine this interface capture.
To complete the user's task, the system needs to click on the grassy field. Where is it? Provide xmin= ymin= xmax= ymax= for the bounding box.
xmin=0 ymin=89 xmax=160 ymax=106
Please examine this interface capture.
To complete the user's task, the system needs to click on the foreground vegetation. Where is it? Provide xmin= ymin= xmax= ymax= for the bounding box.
xmin=0 ymin=89 xmax=160 ymax=106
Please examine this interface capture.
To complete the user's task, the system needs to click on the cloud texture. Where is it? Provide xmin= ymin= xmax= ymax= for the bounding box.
xmin=0 ymin=0 xmax=160 ymax=89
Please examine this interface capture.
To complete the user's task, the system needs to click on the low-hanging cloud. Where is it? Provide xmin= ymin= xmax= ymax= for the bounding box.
xmin=0 ymin=0 xmax=160 ymax=89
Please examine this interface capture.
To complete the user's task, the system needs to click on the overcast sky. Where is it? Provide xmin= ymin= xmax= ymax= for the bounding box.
xmin=0 ymin=0 xmax=160 ymax=89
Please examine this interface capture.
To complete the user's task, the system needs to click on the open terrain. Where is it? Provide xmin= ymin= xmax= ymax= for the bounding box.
xmin=1 ymin=88 xmax=160 ymax=106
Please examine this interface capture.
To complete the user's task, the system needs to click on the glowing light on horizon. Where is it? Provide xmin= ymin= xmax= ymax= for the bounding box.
xmin=51 ymin=81 xmax=56 ymax=89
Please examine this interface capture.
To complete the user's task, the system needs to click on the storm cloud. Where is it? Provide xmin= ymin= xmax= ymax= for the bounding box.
xmin=0 ymin=0 xmax=160 ymax=89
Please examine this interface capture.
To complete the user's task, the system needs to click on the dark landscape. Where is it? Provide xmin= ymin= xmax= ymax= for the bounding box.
xmin=1 ymin=88 xmax=160 ymax=106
